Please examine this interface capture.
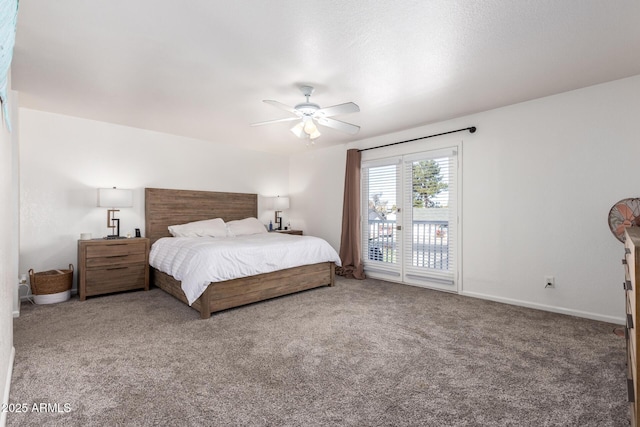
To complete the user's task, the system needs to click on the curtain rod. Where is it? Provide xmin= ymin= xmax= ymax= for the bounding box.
xmin=358 ymin=126 xmax=476 ymax=152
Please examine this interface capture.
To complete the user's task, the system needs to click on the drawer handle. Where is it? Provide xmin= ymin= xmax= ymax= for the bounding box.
xmin=106 ymin=267 xmax=128 ymax=271
xmin=626 ymin=248 xmax=632 ymax=255
xmin=628 ymin=313 xmax=634 ymax=329
xmin=625 ymin=280 xmax=633 ymax=291
xmin=629 ymin=378 xmax=635 ymax=403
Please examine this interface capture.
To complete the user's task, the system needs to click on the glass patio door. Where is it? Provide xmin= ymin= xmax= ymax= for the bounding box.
xmin=401 ymin=149 xmax=458 ymax=292
xmin=362 ymin=147 xmax=459 ymax=293
xmin=361 ymin=157 xmax=402 ymax=279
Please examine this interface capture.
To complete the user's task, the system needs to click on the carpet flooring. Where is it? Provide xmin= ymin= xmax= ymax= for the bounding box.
xmin=8 ymin=276 xmax=627 ymax=426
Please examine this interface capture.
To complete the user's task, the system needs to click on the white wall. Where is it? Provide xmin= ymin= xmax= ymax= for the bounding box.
xmin=0 ymin=86 xmax=18 ymax=423
xmin=290 ymin=75 xmax=640 ymax=324
xmin=19 ymin=109 xmax=290 ymax=293
xmin=288 ymin=144 xmax=346 ymax=250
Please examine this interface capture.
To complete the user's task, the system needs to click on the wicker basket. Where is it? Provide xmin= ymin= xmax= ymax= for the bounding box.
xmin=28 ymin=264 xmax=73 ymax=295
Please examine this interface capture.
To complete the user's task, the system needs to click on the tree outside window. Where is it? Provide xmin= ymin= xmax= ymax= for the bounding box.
xmin=412 ymin=160 xmax=448 ymax=208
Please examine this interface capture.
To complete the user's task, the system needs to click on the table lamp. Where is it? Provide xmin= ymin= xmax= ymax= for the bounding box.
xmin=97 ymin=187 xmax=133 ymax=239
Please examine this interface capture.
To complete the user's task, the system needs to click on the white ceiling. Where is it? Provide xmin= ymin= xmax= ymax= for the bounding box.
xmin=12 ymin=1 xmax=640 ymax=154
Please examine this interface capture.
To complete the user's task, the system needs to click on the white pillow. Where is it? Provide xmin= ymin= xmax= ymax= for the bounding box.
xmin=226 ymin=217 xmax=267 ymax=236
xmin=168 ymin=218 xmax=228 ymax=238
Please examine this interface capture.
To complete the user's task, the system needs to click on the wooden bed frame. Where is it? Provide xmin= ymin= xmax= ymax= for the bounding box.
xmin=145 ymin=188 xmax=335 ymax=319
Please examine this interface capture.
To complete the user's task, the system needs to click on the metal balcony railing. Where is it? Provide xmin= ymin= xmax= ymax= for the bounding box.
xmin=367 ymin=219 xmax=449 ymax=269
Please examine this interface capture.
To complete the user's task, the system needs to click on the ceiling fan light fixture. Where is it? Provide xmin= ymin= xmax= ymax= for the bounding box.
xmin=291 ymin=117 xmax=321 ymax=140
xmin=255 ymin=85 xmax=360 ymax=144
xmin=309 ymin=128 xmax=321 ymax=140
xmin=290 ymin=121 xmax=305 ymax=138
xmin=303 ymin=119 xmax=317 ymax=135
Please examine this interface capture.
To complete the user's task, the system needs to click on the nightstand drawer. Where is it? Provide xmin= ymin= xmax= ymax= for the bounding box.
xmin=86 ymin=252 xmax=146 ymax=268
xmin=86 ymin=242 xmax=146 ymax=258
xmin=78 ymin=237 xmax=150 ymax=300
xmin=85 ymin=265 xmax=146 ymax=296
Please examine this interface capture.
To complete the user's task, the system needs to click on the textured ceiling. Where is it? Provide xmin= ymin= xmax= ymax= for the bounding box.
xmin=12 ymin=0 xmax=640 ymax=154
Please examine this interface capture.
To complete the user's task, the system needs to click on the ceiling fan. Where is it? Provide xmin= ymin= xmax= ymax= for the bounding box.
xmin=251 ymin=86 xmax=360 ymax=143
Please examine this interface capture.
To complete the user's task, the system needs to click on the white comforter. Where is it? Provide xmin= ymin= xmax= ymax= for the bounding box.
xmin=149 ymin=233 xmax=341 ymax=305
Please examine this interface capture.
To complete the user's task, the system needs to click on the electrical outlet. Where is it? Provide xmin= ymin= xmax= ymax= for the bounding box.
xmin=545 ymin=276 xmax=555 ymax=288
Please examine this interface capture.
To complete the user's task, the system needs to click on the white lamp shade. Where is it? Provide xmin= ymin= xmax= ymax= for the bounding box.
xmin=291 ymin=119 xmax=321 ymax=140
xmin=273 ymin=196 xmax=289 ymax=210
xmin=309 ymin=128 xmax=321 ymax=139
xmin=97 ymin=188 xmax=133 ymax=208
xmin=290 ymin=122 xmax=305 ymax=138
xmin=303 ymin=120 xmax=317 ymax=135
xmin=265 ymin=196 xmax=289 ymax=210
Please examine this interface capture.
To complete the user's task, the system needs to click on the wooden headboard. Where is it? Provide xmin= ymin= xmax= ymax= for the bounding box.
xmin=145 ymin=188 xmax=258 ymax=245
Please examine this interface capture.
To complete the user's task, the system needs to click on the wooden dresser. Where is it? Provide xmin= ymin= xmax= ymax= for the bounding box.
xmin=625 ymin=227 xmax=640 ymax=426
xmin=77 ymin=238 xmax=150 ymax=300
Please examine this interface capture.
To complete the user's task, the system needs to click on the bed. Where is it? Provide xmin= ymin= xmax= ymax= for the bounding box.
xmin=145 ymin=187 xmax=337 ymax=319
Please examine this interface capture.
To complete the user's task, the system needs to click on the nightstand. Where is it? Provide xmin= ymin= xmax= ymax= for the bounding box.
xmin=77 ymin=238 xmax=150 ymax=300
xmin=276 ymin=229 xmax=303 ymax=235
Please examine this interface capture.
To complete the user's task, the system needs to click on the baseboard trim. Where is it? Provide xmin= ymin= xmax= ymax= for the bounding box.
xmin=1 ymin=346 xmax=15 ymax=427
xmin=366 ymin=274 xmax=624 ymax=324
xmin=461 ymin=290 xmax=625 ymax=325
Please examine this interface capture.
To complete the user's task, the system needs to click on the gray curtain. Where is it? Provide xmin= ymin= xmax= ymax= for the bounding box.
xmin=336 ymin=149 xmax=365 ymax=279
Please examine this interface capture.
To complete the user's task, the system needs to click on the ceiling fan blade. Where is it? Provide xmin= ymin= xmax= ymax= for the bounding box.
xmin=316 ymin=117 xmax=360 ymax=135
xmin=315 ymin=102 xmax=360 ymax=118
xmin=250 ymin=117 xmax=300 ymax=127
xmin=263 ymin=100 xmax=299 ymax=115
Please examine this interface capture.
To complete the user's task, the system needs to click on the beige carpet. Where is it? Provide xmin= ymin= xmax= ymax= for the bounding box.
xmin=9 ymin=276 xmax=627 ymax=426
